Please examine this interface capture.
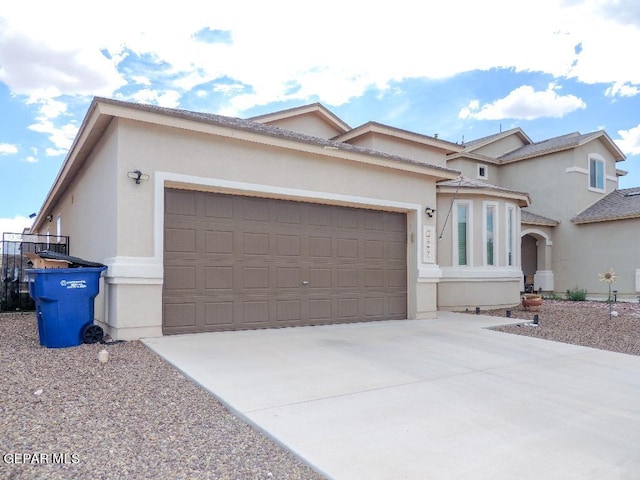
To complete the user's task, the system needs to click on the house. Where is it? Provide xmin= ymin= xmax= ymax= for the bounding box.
xmin=446 ymin=128 xmax=639 ymax=298
xmin=29 ymin=98 xmax=636 ymax=340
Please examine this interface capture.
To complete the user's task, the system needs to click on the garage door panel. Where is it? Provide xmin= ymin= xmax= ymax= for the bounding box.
xmin=309 ymin=236 xmax=332 ymax=257
xmin=164 ymin=303 xmax=197 ymax=328
xmin=204 ymin=302 xmax=234 ymax=326
xmin=164 ymin=266 xmax=197 ymax=290
xmin=165 ymin=228 xmax=197 ymax=253
xmin=205 ymin=230 xmax=234 ymax=253
xmin=163 ymin=189 xmax=407 ymax=334
xmin=204 ymin=266 xmax=233 ymax=290
xmin=243 ymin=300 xmax=271 ymax=323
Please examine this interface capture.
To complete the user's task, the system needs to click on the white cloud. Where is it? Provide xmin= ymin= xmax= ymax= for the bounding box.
xmin=616 ymin=124 xmax=640 ymax=155
xmin=0 ymin=216 xmax=33 ymax=237
xmin=459 ymin=84 xmax=586 ymax=121
xmin=605 ymin=81 xmax=639 ymax=98
xmin=0 ymin=143 xmax=18 ymax=155
xmin=1 ymin=0 xmax=637 ymax=111
xmin=28 ymin=118 xmax=79 ymax=150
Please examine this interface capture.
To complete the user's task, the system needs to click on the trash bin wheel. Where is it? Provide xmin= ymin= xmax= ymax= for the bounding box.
xmin=82 ymin=324 xmax=104 ymax=344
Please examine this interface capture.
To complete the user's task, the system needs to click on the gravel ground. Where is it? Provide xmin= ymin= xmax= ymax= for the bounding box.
xmin=484 ymin=299 xmax=640 ymax=356
xmin=0 ymin=313 xmax=326 ymax=480
xmin=3 ymin=302 xmax=639 ymax=479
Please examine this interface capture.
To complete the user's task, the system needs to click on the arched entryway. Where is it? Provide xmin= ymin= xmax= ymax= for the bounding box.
xmin=521 ymin=229 xmax=554 ymax=292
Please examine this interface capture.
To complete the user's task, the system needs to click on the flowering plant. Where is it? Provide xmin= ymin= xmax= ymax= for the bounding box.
xmin=599 ymin=268 xmax=617 ymax=284
xmin=599 ymin=268 xmax=617 ymax=320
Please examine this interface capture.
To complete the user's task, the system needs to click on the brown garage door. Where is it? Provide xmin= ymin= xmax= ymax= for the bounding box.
xmin=163 ymin=188 xmax=407 ymax=334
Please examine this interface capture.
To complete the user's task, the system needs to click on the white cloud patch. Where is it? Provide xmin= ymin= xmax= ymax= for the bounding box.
xmin=605 ymin=81 xmax=640 ymax=98
xmin=459 ymin=84 xmax=586 ymax=121
xmin=616 ymin=123 xmax=640 ymax=155
xmin=0 ymin=143 xmax=18 ymax=155
xmin=0 ymin=0 xmax=638 ymax=113
xmin=0 ymin=216 xmax=33 ymax=237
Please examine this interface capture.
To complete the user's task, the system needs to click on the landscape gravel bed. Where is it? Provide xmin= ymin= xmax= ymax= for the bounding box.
xmin=485 ymin=299 xmax=640 ymax=356
xmin=0 ymin=312 xmax=326 ymax=480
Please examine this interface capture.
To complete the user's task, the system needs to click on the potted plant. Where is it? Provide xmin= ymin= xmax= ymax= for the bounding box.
xmin=521 ymin=293 xmax=543 ymax=310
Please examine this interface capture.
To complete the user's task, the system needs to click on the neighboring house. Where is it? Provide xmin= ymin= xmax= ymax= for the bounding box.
xmin=29 ymin=98 xmax=637 ymax=340
xmin=447 ymin=128 xmax=639 ymax=298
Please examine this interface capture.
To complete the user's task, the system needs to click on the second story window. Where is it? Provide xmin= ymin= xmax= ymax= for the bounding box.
xmin=589 ymin=155 xmax=605 ymax=192
xmin=477 ymin=163 xmax=488 ymax=180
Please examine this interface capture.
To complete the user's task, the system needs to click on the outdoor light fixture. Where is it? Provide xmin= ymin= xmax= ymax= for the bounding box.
xmin=127 ymin=170 xmax=150 ymax=184
xmin=45 ymin=215 xmax=53 ymax=222
xmin=425 ymin=207 xmax=436 ymax=218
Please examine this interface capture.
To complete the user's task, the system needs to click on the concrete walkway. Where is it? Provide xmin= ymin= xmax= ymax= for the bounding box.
xmin=143 ymin=312 xmax=640 ymax=480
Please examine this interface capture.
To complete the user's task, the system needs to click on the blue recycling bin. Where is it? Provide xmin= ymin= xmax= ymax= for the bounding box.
xmin=27 ymin=266 xmax=107 ymax=348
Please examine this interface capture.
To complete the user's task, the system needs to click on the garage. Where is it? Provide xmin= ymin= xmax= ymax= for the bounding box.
xmin=163 ymin=188 xmax=407 ymax=334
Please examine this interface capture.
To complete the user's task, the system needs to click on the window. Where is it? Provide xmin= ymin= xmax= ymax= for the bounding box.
xmin=454 ymin=202 xmax=472 ymax=266
xmin=483 ymin=202 xmax=498 ymax=266
xmin=506 ymin=205 xmax=516 ymax=266
xmin=56 ymin=215 xmax=62 ymax=241
xmin=477 ymin=163 xmax=488 ymax=180
xmin=589 ymin=155 xmax=605 ymax=191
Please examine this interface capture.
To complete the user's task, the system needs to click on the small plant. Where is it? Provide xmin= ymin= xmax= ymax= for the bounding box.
xmin=599 ymin=268 xmax=617 ymax=320
xmin=567 ymin=287 xmax=588 ymax=301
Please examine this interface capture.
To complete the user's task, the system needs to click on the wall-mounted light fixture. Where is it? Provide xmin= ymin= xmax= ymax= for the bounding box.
xmin=425 ymin=207 xmax=436 ymax=218
xmin=45 ymin=214 xmax=53 ymax=222
xmin=127 ymin=170 xmax=150 ymax=185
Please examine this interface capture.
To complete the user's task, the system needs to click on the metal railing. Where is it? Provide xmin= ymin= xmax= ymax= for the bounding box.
xmin=1 ymin=233 xmax=70 ymax=311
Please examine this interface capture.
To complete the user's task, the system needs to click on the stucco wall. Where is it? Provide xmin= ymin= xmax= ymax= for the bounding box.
xmin=436 ymin=192 xmax=523 ymax=309
xmin=346 ymin=133 xmax=448 ymax=168
xmin=561 ymin=219 xmax=640 ymax=296
xmin=68 ymin=117 xmax=448 ymax=338
xmin=261 ymin=115 xmax=343 ymax=139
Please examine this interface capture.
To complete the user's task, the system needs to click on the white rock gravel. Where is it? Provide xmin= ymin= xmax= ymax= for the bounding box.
xmin=0 ymin=312 xmax=327 ymax=480
xmin=485 ymin=299 xmax=640 ymax=357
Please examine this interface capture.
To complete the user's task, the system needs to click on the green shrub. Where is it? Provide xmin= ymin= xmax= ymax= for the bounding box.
xmin=567 ymin=288 xmax=588 ymax=301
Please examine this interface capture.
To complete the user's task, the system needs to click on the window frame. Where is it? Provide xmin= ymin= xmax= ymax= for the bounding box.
xmin=588 ymin=154 xmax=606 ymax=193
xmin=505 ymin=204 xmax=517 ymax=267
xmin=452 ymin=200 xmax=473 ymax=266
xmin=477 ymin=163 xmax=488 ymax=180
xmin=483 ymin=201 xmax=499 ymax=267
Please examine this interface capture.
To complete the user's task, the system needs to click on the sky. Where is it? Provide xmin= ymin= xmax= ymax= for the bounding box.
xmin=1 ymin=0 xmax=639 ymax=238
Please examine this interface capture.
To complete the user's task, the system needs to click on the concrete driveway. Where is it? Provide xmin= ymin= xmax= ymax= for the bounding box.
xmin=143 ymin=312 xmax=640 ymax=480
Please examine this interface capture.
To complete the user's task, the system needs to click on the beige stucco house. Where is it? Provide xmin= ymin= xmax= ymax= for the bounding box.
xmin=447 ymin=128 xmax=639 ymax=299
xmin=30 ymin=98 xmax=637 ymax=340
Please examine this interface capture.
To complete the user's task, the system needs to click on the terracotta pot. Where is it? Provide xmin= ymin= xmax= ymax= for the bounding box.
xmin=522 ymin=294 xmax=543 ymax=310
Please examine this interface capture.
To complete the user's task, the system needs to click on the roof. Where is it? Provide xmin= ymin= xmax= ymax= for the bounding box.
xmin=521 ymin=210 xmax=560 ymax=226
xmin=249 ymin=102 xmax=352 ymax=134
xmin=32 ymin=97 xmax=460 ymax=231
xmin=498 ymin=131 xmax=626 ymax=164
xmin=572 ymin=187 xmax=640 ymax=224
xmin=437 ymin=176 xmax=530 ymax=207
xmin=334 ymin=121 xmax=464 ymax=154
xmin=461 ymin=127 xmax=532 ymax=151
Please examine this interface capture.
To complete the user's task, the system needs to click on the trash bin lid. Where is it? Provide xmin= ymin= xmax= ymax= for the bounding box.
xmin=36 ymin=250 xmax=105 ymax=268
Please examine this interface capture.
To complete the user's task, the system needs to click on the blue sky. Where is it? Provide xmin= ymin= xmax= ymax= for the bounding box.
xmin=1 ymin=0 xmax=639 ymax=236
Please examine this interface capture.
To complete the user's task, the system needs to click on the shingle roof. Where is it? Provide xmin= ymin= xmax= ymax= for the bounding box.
xmin=498 ymin=131 xmax=625 ymax=163
xmin=94 ymin=97 xmax=459 ymax=176
xmin=572 ymin=187 xmax=640 ymax=224
xmin=521 ymin=210 xmax=559 ymax=226
xmin=437 ymin=176 xmax=530 ymax=205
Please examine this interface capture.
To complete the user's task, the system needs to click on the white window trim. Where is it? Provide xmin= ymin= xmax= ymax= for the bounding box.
xmin=588 ymin=153 xmax=606 ymax=193
xmin=56 ymin=214 xmax=62 ymax=241
xmin=483 ymin=201 xmax=499 ymax=267
xmin=505 ymin=204 xmax=518 ymax=267
xmin=477 ymin=163 xmax=488 ymax=180
xmin=452 ymin=200 xmax=473 ymax=267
